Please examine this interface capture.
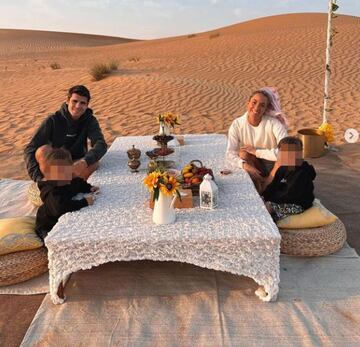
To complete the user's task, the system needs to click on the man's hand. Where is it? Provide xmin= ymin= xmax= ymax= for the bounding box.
xmin=240 ymin=146 xmax=257 ymax=156
xmin=73 ymin=159 xmax=88 ymax=178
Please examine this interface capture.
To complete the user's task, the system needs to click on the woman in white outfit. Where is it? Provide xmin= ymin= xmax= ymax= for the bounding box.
xmin=226 ymin=88 xmax=288 ymax=191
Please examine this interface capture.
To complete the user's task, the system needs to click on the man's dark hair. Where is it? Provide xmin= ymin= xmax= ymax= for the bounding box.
xmin=278 ymin=136 xmax=303 ymax=150
xmin=67 ymin=85 xmax=91 ymax=102
xmin=45 ymin=148 xmax=73 ymax=166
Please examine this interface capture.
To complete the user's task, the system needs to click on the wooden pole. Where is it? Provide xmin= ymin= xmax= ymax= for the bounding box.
xmin=322 ymin=0 xmax=334 ymax=124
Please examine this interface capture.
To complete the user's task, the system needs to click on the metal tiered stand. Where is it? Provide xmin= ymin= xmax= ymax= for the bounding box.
xmin=146 ymin=134 xmax=176 ymax=172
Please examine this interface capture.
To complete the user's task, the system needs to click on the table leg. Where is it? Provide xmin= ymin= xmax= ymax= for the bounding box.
xmin=57 ymin=281 xmax=65 ymax=299
xmin=255 ymin=281 xmax=279 ymax=302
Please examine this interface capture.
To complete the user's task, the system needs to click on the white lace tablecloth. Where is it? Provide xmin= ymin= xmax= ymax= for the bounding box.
xmin=45 ymin=134 xmax=280 ymax=304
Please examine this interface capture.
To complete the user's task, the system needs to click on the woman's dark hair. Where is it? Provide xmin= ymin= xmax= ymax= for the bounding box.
xmin=67 ymin=85 xmax=91 ymax=102
xmin=44 ymin=148 xmax=73 ymax=166
xmin=248 ymin=90 xmax=270 ymax=106
xmin=278 ymin=136 xmax=303 ymax=150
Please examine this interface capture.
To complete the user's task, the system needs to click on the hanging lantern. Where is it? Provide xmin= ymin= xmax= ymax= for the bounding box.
xmin=199 ymin=174 xmax=218 ymax=209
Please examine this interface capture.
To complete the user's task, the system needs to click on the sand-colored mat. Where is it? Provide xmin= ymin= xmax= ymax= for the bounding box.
xmin=21 ymin=246 xmax=360 ymax=347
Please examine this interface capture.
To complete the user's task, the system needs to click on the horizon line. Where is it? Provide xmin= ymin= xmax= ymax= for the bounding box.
xmin=1 ymin=12 xmax=357 ymax=41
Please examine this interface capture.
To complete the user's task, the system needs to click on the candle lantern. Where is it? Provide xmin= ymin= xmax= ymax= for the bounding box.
xmin=199 ymin=174 xmax=218 ymax=209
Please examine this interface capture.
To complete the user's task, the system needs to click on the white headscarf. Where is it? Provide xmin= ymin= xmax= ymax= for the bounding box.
xmin=260 ymin=87 xmax=289 ymax=129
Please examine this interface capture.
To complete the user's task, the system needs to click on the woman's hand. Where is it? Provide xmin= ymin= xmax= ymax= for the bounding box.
xmin=240 ymin=146 xmax=257 ymax=156
xmin=243 ymin=162 xmax=263 ymax=181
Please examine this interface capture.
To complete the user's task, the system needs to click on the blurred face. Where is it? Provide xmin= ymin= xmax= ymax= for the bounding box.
xmin=247 ymin=93 xmax=268 ymax=122
xmin=278 ymin=144 xmax=303 ymax=168
xmin=66 ymin=93 xmax=89 ymax=120
xmin=46 ymin=160 xmax=73 ymax=183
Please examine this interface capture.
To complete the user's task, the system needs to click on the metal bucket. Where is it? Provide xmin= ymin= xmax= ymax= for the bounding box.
xmin=297 ymin=128 xmax=325 ymax=158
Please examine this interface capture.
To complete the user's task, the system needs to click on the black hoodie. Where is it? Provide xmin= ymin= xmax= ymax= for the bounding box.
xmin=35 ymin=177 xmax=91 ymax=240
xmin=262 ymin=161 xmax=316 ymax=209
xmin=24 ymin=103 xmax=107 ymax=182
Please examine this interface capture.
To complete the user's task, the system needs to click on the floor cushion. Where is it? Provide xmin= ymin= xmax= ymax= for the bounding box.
xmin=0 ymin=179 xmax=38 ymax=218
xmin=280 ymin=218 xmax=346 ymax=257
xmin=277 ymin=199 xmax=337 ymax=229
xmin=27 ymin=182 xmax=43 ymax=207
xmin=0 ymin=247 xmax=48 ymax=286
xmin=0 ymin=216 xmax=43 ymax=256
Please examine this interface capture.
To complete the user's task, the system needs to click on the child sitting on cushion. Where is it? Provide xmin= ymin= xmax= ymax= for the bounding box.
xmin=35 ymin=147 xmax=99 ymax=240
xmin=261 ymin=136 xmax=316 ymax=222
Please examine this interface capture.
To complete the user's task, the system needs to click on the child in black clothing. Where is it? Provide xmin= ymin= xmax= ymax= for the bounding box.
xmin=261 ymin=136 xmax=316 ymax=222
xmin=35 ymin=147 xmax=99 ymax=239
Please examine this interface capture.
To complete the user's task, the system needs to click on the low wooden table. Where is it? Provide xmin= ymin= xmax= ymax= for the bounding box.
xmin=45 ymin=135 xmax=281 ymax=304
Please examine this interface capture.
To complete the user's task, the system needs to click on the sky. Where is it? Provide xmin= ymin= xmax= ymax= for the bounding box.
xmin=0 ymin=0 xmax=359 ymax=39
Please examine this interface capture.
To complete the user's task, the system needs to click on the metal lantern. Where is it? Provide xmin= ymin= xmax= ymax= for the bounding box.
xmin=199 ymin=174 xmax=218 ymax=209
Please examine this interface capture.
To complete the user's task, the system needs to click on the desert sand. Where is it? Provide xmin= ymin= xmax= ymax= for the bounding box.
xmin=0 ymin=13 xmax=359 ymax=180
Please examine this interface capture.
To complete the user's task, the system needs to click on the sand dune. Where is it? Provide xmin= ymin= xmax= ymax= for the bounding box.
xmin=0 ymin=13 xmax=359 ymax=179
xmin=0 ymin=29 xmax=136 ymax=56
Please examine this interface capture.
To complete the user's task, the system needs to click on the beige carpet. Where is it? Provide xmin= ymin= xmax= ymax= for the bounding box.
xmin=21 ymin=246 xmax=360 ymax=347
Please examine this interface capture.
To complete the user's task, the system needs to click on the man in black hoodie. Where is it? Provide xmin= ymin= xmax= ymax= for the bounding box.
xmin=261 ymin=136 xmax=316 ymax=222
xmin=24 ymin=85 xmax=107 ymax=182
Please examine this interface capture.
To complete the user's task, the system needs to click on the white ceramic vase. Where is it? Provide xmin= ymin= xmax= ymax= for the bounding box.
xmin=153 ymin=191 xmax=177 ymax=224
xmin=159 ymin=121 xmax=171 ymax=136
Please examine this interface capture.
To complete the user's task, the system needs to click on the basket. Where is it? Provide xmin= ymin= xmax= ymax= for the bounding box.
xmin=182 ymin=160 xmax=203 ymax=196
xmin=279 ymin=218 xmax=346 ymax=257
xmin=297 ymin=128 xmax=325 ymax=158
xmin=27 ymin=182 xmax=43 ymax=207
xmin=0 ymin=247 xmax=48 ymax=287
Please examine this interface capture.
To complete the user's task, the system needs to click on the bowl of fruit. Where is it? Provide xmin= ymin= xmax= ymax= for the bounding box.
xmin=180 ymin=160 xmax=214 ymax=196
